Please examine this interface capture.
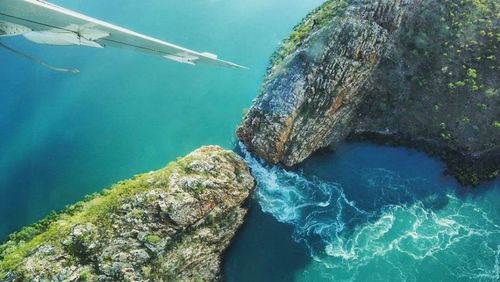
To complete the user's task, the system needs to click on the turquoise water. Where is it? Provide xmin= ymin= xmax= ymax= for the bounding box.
xmin=2 ymin=1 xmax=499 ymax=281
xmin=225 ymin=143 xmax=499 ymax=281
xmin=0 ymin=0 xmax=324 ymax=238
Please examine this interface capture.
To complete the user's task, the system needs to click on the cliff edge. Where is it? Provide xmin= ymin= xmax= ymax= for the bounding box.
xmin=0 ymin=146 xmax=254 ymax=281
xmin=237 ymin=0 xmax=499 ymax=185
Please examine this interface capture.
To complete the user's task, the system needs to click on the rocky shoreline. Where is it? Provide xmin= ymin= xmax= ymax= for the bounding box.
xmin=238 ymin=0 xmax=499 ymax=186
xmin=238 ymin=0 xmax=416 ymax=167
xmin=0 ymin=146 xmax=254 ymax=281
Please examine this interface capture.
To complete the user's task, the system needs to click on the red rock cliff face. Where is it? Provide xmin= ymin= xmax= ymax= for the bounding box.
xmin=237 ymin=0 xmax=416 ymax=167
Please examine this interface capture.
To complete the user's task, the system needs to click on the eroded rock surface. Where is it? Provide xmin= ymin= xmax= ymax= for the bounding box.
xmin=238 ymin=0 xmax=499 ymax=185
xmin=238 ymin=0 xmax=416 ymax=166
xmin=0 ymin=146 xmax=254 ymax=281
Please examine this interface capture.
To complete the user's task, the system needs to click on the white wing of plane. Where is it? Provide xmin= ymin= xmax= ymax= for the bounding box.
xmin=0 ymin=0 xmax=246 ymax=69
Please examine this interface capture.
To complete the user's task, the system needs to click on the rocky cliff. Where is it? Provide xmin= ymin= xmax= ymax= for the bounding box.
xmin=0 ymin=146 xmax=254 ymax=281
xmin=237 ymin=0 xmax=416 ymax=166
xmin=238 ymin=0 xmax=499 ymax=185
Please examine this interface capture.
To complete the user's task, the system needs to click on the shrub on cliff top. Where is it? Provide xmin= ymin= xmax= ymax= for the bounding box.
xmin=269 ymin=0 xmax=348 ymax=68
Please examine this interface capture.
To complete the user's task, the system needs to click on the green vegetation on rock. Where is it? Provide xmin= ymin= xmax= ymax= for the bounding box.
xmin=145 ymin=234 xmax=161 ymax=244
xmin=0 ymin=174 xmax=149 ymax=276
xmin=238 ymin=0 xmax=498 ymax=186
xmin=0 ymin=146 xmax=254 ymax=281
xmin=354 ymin=0 xmax=499 ymax=185
xmin=270 ymin=0 xmax=348 ymax=67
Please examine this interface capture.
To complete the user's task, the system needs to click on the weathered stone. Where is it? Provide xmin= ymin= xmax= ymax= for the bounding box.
xmin=238 ymin=0 xmax=416 ymax=167
xmin=0 ymin=146 xmax=254 ymax=281
xmin=237 ymin=0 xmax=499 ymax=185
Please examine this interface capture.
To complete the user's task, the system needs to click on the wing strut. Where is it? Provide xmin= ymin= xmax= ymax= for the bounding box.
xmin=0 ymin=40 xmax=79 ymax=73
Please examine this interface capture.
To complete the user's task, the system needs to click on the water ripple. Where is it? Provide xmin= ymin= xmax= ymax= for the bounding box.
xmin=240 ymin=143 xmax=500 ymax=281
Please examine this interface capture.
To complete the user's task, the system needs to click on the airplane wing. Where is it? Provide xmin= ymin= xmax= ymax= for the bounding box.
xmin=0 ymin=0 xmax=246 ymax=68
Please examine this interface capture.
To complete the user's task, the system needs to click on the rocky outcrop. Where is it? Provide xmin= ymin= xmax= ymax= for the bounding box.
xmin=237 ymin=0 xmax=416 ymax=167
xmin=238 ymin=0 xmax=499 ymax=185
xmin=0 ymin=146 xmax=254 ymax=281
xmin=348 ymin=0 xmax=500 ymax=185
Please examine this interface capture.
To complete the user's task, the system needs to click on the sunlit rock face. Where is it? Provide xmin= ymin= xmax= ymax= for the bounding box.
xmin=237 ymin=0 xmax=499 ymax=185
xmin=237 ymin=0 xmax=415 ymax=166
xmin=0 ymin=146 xmax=254 ymax=281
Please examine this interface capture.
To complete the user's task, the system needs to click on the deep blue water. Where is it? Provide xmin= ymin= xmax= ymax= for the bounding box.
xmin=225 ymin=143 xmax=500 ymax=281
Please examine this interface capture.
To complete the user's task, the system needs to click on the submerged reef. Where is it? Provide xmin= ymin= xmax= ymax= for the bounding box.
xmin=237 ymin=0 xmax=499 ymax=186
xmin=0 ymin=146 xmax=254 ymax=281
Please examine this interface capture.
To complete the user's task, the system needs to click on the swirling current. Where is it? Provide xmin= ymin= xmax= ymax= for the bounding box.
xmin=237 ymin=143 xmax=500 ymax=282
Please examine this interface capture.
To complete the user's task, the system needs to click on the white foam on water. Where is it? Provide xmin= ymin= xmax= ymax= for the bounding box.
xmin=239 ymin=143 xmax=500 ymax=281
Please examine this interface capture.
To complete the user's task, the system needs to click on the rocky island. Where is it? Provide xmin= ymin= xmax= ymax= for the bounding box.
xmin=238 ymin=0 xmax=499 ymax=186
xmin=0 ymin=146 xmax=254 ymax=281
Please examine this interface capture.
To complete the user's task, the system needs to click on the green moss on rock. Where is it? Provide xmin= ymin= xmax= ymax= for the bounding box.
xmin=0 ymin=146 xmax=254 ymax=281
